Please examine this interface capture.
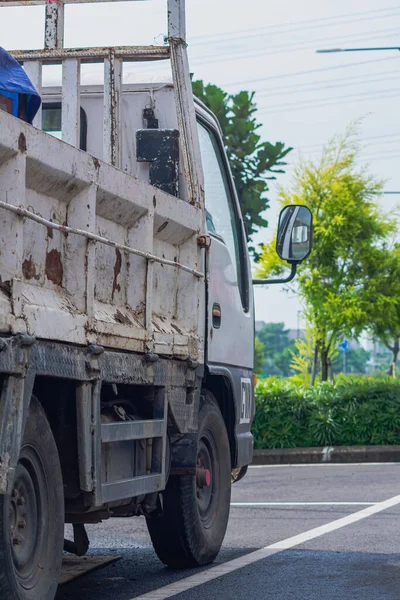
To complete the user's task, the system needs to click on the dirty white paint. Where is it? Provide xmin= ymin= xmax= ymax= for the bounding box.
xmin=103 ymin=51 xmax=122 ymax=167
xmin=0 ymin=111 xmax=204 ymax=359
xmin=0 ymin=0 xmax=207 ymax=361
xmin=44 ymin=0 xmax=64 ymax=50
xmin=62 ymin=58 xmax=81 ymax=147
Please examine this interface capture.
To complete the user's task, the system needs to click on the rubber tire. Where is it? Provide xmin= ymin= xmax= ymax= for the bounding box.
xmin=147 ymin=390 xmax=231 ymax=568
xmin=0 ymin=397 xmax=64 ymax=600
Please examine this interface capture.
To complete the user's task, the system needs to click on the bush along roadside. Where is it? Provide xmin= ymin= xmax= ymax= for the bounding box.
xmin=252 ymin=376 xmax=400 ymax=449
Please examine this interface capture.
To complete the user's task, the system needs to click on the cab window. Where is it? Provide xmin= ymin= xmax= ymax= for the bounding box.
xmin=197 ymin=120 xmax=248 ymax=311
xmin=42 ymin=103 xmax=87 ymax=150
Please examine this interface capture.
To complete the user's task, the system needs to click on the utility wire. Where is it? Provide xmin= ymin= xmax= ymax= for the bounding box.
xmin=193 ymin=37 xmax=400 ymax=66
xmin=191 ymin=26 xmax=400 ymax=63
xmin=259 ymin=87 xmax=400 ymax=112
xmin=256 ymin=74 xmax=400 ymax=99
xmin=289 ymin=149 xmax=400 ymax=164
xmin=257 ymin=89 xmax=400 ymax=115
xmin=220 ymin=56 xmax=400 ymax=87
xmin=190 ymin=6 xmax=400 ymax=45
xmin=301 ymin=133 xmax=400 ymax=150
xmin=254 ymin=67 xmax=400 ymax=95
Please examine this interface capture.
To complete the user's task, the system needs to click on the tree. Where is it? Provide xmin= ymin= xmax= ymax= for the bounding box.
xmin=192 ymin=80 xmax=292 ymax=255
xmin=366 ymin=244 xmax=400 ymax=377
xmin=255 ymin=126 xmax=395 ymax=382
xmin=254 ymin=337 xmax=265 ymax=376
xmin=333 ymin=347 xmax=371 ymax=375
xmin=256 ymin=322 xmax=296 ymax=377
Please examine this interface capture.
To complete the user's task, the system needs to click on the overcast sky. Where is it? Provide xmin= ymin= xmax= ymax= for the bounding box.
xmin=2 ymin=0 xmax=400 ymax=330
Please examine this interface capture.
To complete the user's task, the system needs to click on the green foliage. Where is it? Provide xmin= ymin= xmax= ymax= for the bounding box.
xmin=332 ymin=346 xmax=371 ymax=375
xmin=253 ymin=376 xmax=400 ymax=448
xmin=192 ymin=80 xmax=292 ymax=255
xmin=255 ymin=322 xmax=296 ymax=377
xmin=254 ymin=337 xmax=265 ymax=375
xmin=255 ymin=124 xmax=396 ymax=380
xmin=289 ymin=325 xmax=316 ymax=384
xmin=365 ymin=244 xmax=400 ymax=376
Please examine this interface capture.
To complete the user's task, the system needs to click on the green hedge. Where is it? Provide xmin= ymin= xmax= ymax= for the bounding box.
xmin=252 ymin=376 xmax=400 ymax=449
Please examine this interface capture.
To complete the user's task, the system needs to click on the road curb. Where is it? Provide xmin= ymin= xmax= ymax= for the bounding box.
xmin=252 ymin=445 xmax=400 ymax=465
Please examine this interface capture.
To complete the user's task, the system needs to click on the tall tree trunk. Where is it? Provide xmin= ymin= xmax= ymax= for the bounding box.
xmin=327 ymin=357 xmax=334 ymax=382
xmin=311 ymin=342 xmax=319 ymax=386
xmin=320 ymin=347 xmax=329 ymax=382
xmin=387 ymin=338 xmax=399 ymax=378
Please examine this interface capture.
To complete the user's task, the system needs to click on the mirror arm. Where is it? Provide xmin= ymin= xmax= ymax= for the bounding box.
xmin=252 ymin=262 xmax=297 ymax=286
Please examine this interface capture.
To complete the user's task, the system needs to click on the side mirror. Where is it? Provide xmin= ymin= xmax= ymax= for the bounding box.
xmin=253 ymin=204 xmax=313 ymax=286
xmin=276 ymin=205 xmax=312 ymax=263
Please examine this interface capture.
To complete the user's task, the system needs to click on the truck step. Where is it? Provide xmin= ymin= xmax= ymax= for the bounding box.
xmin=101 ymin=419 xmax=164 ymax=443
xmin=102 ymin=473 xmax=162 ymax=503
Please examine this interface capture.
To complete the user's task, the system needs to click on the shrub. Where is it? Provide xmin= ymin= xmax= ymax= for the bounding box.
xmin=253 ymin=376 xmax=400 ymax=449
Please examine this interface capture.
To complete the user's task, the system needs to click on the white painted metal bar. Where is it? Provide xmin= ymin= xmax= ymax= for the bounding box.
xmin=168 ymin=0 xmax=203 ymax=207
xmin=11 ymin=46 xmax=170 ymax=64
xmin=23 ymin=61 xmax=42 ymax=128
xmin=76 ymin=383 xmax=95 ymax=492
xmin=62 ymin=58 xmax=81 ymax=147
xmin=44 ymin=0 xmax=64 ymax=50
xmin=145 ymin=259 xmax=154 ymax=339
xmin=103 ymin=51 xmax=122 ymax=167
xmin=0 ymin=199 xmax=204 ymax=278
xmin=168 ymin=0 xmax=186 ymax=41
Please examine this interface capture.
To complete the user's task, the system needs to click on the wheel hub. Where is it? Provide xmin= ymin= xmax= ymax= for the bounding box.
xmin=196 ymin=467 xmax=211 ymax=489
xmin=9 ymin=459 xmax=40 ymax=586
xmin=196 ymin=436 xmax=218 ymax=527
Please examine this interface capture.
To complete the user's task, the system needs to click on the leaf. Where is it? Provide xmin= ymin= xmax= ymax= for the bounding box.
xmin=192 ymin=79 xmax=292 ymax=253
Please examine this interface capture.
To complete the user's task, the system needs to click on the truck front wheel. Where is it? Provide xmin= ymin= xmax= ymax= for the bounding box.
xmin=0 ymin=397 xmax=64 ymax=600
xmin=147 ymin=390 xmax=231 ymax=568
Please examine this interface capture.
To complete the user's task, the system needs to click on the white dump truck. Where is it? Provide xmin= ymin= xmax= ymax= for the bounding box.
xmin=0 ymin=1 xmax=312 ymax=598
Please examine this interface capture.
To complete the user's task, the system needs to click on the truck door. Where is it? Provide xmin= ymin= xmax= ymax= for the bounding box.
xmin=197 ymin=118 xmax=254 ymax=372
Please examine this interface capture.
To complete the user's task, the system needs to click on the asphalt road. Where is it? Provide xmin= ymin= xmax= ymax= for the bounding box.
xmin=56 ymin=463 xmax=400 ymax=600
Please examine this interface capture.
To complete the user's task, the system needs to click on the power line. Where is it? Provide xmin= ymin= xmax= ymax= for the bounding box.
xmin=293 ymin=141 xmax=400 ymax=155
xmin=191 ymin=26 xmax=400 ymax=64
xmin=254 ymin=68 xmax=400 ymax=95
xmin=220 ymin=56 xmax=400 ymax=87
xmin=257 ymin=88 xmax=400 ymax=115
xmin=293 ymin=148 xmax=400 ymax=160
xmin=300 ymin=133 xmax=400 ymax=150
xmin=368 ymin=155 xmax=400 ymax=161
xmin=256 ymin=73 xmax=400 ymax=99
xmin=190 ymin=6 xmax=400 ymax=45
xmin=259 ymin=87 xmax=400 ymax=112
xmin=291 ymin=149 xmax=400 ymax=163
xmin=362 ymin=147 xmax=400 ymax=155
xmin=192 ymin=36 xmax=400 ymax=66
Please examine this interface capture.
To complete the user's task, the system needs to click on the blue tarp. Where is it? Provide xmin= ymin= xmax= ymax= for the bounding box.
xmin=0 ymin=46 xmax=41 ymax=124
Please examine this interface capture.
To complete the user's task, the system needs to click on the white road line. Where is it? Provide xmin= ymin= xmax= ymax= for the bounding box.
xmin=132 ymin=493 xmax=400 ymax=600
xmin=249 ymin=462 xmax=399 ymax=468
xmin=231 ymin=501 xmax=376 ymax=507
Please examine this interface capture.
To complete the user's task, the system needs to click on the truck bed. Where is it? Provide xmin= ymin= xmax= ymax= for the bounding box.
xmin=0 ymin=111 xmax=204 ymax=361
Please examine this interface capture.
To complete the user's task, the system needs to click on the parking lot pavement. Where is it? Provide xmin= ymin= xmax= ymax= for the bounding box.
xmin=56 ymin=463 xmax=400 ymax=600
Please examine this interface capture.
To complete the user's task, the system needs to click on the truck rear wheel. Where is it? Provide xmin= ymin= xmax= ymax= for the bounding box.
xmin=147 ymin=390 xmax=231 ymax=568
xmin=0 ymin=397 xmax=64 ymax=600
